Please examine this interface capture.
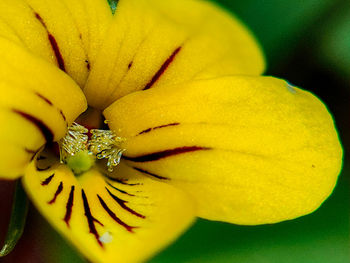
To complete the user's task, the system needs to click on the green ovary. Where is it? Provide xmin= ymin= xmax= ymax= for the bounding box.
xmin=66 ymin=150 xmax=95 ymax=174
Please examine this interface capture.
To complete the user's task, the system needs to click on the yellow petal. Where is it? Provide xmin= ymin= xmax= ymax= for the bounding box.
xmin=0 ymin=141 xmax=33 ymax=179
xmin=0 ymin=0 xmax=56 ymax=65
xmin=0 ymin=18 xmax=24 ymax=46
xmin=23 ymin=0 xmax=89 ymax=86
xmin=23 ymin=158 xmax=195 ymax=263
xmin=0 ymin=38 xmax=87 ymax=179
xmin=60 ymin=0 xmax=113 ymax=67
xmin=0 ymin=0 xmax=111 ymax=87
xmin=84 ymin=0 xmax=265 ymax=109
xmin=104 ymin=76 xmax=343 ymax=225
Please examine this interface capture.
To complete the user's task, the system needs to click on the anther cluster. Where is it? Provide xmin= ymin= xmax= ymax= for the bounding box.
xmin=59 ymin=123 xmax=125 ymax=172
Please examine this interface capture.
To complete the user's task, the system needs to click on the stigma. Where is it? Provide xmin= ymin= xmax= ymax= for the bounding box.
xmin=59 ymin=122 xmax=125 ymax=173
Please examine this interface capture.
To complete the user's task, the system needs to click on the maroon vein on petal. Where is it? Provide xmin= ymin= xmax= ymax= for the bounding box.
xmin=35 ymin=92 xmax=53 ymax=106
xmin=64 ymin=186 xmax=75 ymax=227
xmin=143 ymin=46 xmax=182 ymax=90
xmin=105 ymin=188 xmax=146 ymax=219
xmin=105 ymin=175 xmax=141 ymax=186
xmin=97 ymin=195 xmax=136 ymax=233
xmin=105 ymin=182 xmax=136 ymax=197
xmin=48 ymin=34 xmax=66 ymax=72
xmin=48 ymin=181 xmax=63 ymax=204
xmin=123 ymin=146 xmax=211 ymax=162
xmin=133 ymin=167 xmax=168 ymax=180
xmin=12 ymin=109 xmax=54 ymax=142
xmin=33 ymin=11 xmax=66 ymax=72
xmin=137 ymin=122 xmax=180 ymax=135
xmin=41 ymin=173 xmax=55 ymax=186
xmin=82 ymin=190 xmax=104 ymax=247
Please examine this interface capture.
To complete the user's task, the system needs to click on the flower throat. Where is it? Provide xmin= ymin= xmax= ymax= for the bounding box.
xmin=58 ymin=108 xmax=125 ymax=174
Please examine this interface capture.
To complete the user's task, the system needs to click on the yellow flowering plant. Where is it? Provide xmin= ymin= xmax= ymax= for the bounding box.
xmin=0 ymin=0 xmax=343 ymax=262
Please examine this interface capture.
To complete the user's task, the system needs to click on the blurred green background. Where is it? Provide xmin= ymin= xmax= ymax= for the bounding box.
xmin=1 ymin=0 xmax=349 ymax=262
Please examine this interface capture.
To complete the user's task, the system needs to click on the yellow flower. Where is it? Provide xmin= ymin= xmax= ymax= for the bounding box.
xmin=0 ymin=0 xmax=343 ymax=262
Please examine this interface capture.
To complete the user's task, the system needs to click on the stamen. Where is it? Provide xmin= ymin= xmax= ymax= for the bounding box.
xmin=58 ymin=122 xmax=125 ymax=173
xmin=59 ymin=123 xmax=89 ymax=163
xmin=89 ymin=129 xmax=126 ymax=172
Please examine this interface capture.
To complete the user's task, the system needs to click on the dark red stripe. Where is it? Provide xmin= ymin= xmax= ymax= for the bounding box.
xmin=41 ymin=173 xmax=54 ymax=186
xmin=48 ymin=181 xmax=63 ymax=204
xmin=13 ymin=109 xmax=54 ymax=142
xmin=133 ymin=167 xmax=168 ymax=180
xmin=143 ymin=46 xmax=182 ymax=90
xmin=97 ymin=195 xmax=135 ymax=233
xmin=123 ymin=146 xmax=210 ymax=162
xmin=139 ymin=128 xmax=151 ymax=134
xmin=138 ymin=122 xmax=180 ymax=135
xmin=85 ymin=59 xmax=91 ymax=70
xmin=106 ymin=181 xmax=135 ymax=197
xmin=25 ymin=147 xmax=40 ymax=161
xmin=105 ymin=188 xmax=145 ymax=219
xmin=35 ymin=92 xmax=67 ymax=123
xmin=25 ymin=148 xmax=36 ymax=154
xmin=105 ymin=176 xmax=141 ymax=186
xmin=155 ymin=123 xmax=180 ymax=129
xmin=59 ymin=110 xmax=67 ymax=122
xmin=82 ymin=190 xmax=104 ymax=247
xmin=36 ymin=165 xmax=51 ymax=171
xmin=34 ymin=11 xmax=66 ymax=72
xmin=35 ymin=92 xmax=53 ymax=106
xmin=64 ymin=186 xmax=75 ymax=227
xmin=48 ymin=34 xmax=66 ymax=72
xmin=34 ymin=12 xmax=46 ymax=28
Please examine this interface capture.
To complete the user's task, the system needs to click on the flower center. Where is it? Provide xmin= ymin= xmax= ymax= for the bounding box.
xmin=58 ymin=110 xmax=125 ymax=174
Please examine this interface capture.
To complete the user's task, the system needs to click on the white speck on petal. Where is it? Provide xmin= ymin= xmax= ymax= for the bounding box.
xmin=99 ymin=231 xmax=113 ymax=244
xmin=287 ymin=82 xmax=297 ymax=94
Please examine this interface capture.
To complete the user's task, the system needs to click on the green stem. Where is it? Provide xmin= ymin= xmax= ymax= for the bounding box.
xmin=0 ymin=180 xmax=29 ymax=257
